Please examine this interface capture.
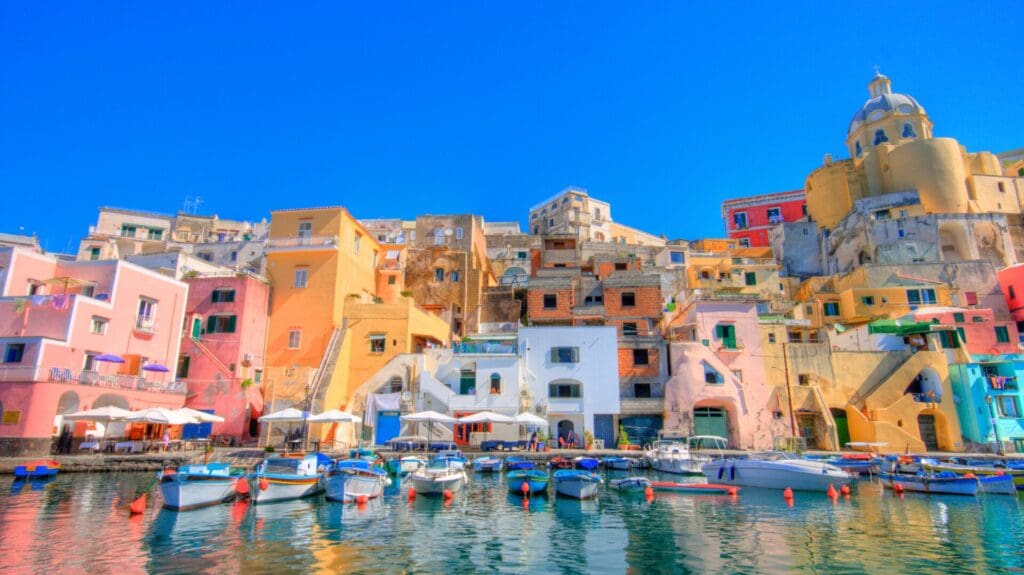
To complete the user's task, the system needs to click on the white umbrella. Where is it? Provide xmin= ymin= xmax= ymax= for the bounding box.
xmin=401 ymin=411 xmax=456 ymax=449
xmin=513 ymin=412 xmax=548 ymax=426
xmin=63 ymin=406 xmax=134 ymax=447
xmin=175 ymin=407 xmax=226 ymax=423
xmin=125 ymin=407 xmax=198 ymax=425
xmin=308 ymin=409 xmax=363 ymax=423
xmin=458 ymin=411 xmax=514 ymax=446
xmin=259 ymin=407 xmax=309 ymax=450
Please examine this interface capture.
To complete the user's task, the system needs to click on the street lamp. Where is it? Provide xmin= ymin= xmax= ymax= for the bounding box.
xmin=983 ymin=395 xmax=1005 ymax=456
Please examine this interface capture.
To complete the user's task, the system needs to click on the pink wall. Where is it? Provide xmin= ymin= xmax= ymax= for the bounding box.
xmin=180 ymin=275 xmax=269 ymax=438
xmin=997 ymin=264 xmax=1024 ymax=322
xmin=913 ymin=307 xmax=1019 ymax=355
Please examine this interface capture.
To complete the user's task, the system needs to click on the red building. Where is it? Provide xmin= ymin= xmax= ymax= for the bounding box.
xmin=721 ymin=190 xmax=806 ymax=247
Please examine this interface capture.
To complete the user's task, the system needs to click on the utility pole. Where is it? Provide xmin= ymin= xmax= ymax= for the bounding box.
xmin=782 ymin=341 xmax=798 ymax=438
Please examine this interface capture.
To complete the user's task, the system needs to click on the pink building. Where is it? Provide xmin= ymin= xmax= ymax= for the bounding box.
xmin=997 ymin=264 xmax=1024 ymax=324
xmin=912 ymin=307 xmax=1020 ymax=355
xmin=178 ymin=273 xmax=269 ymax=441
xmin=663 ymin=299 xmax=785 ymax=449
xmin=0 ymin=247 xmax=188 ymax=455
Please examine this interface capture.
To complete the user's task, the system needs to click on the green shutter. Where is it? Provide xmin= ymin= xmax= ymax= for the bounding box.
xmin=226 ymin=316 xmax=237 ymax=333
xmin=211 ymin=291 xmax=220 ymax=303
xmin=206 ymin=316 xmax=216 ymax=333
xmin=956 ymin=327 xmax=966 ymax=343
xmin=745 ymin=272 xmax=756 ymax=286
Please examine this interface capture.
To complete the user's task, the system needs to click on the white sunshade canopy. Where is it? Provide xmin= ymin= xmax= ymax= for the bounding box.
xmin=400 ymin=410 xmax=457 ymax=424
xmin=174 ymin=407 xmax=226 ymax=423
xmin=124 ymin=407 xmax=197 ymax=425
xmin=63 ymin=406 xmax=133 ymax=421
xmin=513 ymin=412 xmax=548 ymax=426
xmin=258 ymin=407 xmax=309 ymax=423
xmin=457 ymin=411 xmax=514 ymax=424
xmin=307 ymin=409 xmax=363 ymax=424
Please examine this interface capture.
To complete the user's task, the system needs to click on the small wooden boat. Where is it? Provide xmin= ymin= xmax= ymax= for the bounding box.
xmin=472 ymin=456 xmax=504 ymax=472
xmin=507 ymin=470 xmax=549 ymax=494
xmin=608 ymin=477 xmax=652 ymax=493
xmin=159 ymin=463 xmax=244 ymax=511
xmin=506 ymin=456 xmax=535 ymax=471
xmin=978 ymin=474 xmax=1018 ymax=495
xmin=13 ymin=460 xmax=60 ymax=479
xmin=572 ymin=457 xmax=600 ymax=471
xmin=432 ymin=449 xmax=468 ymax=470
xmin=410 ymin=460 xmax=467 ymax=496
xmin=651 ymin=481 xmax=738 ymax=495
xmin=548 ymin=456 xmax=573 ymax=470
xmin=553 ymin=470 xmax=602 ymax=499
xmin=250 ymin=454 xmax=326 ymax=504
xmin=877 ymin=471 xmax=979 ymax=496
xmin=921 ymin=459 xmax=1024 ymax=491
xmin=325 ymin=460 xmax=390 ymax=503
xmin=386 ymin=456 xmax=426 ymax=476
xmin=601 ymin=456 xmax=635 ymax=470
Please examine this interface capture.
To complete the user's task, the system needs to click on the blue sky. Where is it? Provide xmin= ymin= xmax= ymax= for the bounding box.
xmin=1 ymin=2 xmax=1022 ymax=253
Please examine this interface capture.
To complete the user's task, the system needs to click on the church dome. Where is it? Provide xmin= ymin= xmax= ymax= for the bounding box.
xmin=847 ymin=73 xmax=926 ymax=135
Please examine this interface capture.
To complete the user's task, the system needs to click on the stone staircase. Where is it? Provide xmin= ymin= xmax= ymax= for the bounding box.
xmin=306 ymin=325 xmax=346 ymax=412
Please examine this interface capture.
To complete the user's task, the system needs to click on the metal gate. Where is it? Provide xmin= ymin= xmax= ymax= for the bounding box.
xmin=693 ymin=408 xmax=728 ymax=440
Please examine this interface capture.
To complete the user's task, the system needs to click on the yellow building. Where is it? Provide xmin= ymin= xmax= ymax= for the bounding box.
xmin=685 ymin=243 xmax=785 ymax=307
xmin=794 ymin=268 xmax=955 ymax=327
xmin=805 ymin=72 xmax=1024 ymax=231
xmin=262 ymin=207 xmax=380 ymax=441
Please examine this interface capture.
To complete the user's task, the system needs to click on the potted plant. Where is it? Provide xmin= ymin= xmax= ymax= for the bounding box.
xmin=584 ymin=430 xmax=595 ymax=451
xmin=617 ymin=424 xmax=630 ymax=449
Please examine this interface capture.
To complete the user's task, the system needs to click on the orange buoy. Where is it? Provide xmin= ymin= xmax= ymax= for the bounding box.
xmin=235 ymin=478 xmax=250 ymax=495
xmin=408 ymin=488 xmax=416 ymax=501
xmin=727 ymin=487 xmax=739 ymax=496
xmin=129 ymin=493 xmax=147 ymax=515
xmin=443 ymin=489 xmax=453 ymax=500
xmin=356 ymin=495 xmax=369 ymax=506
xmin=644 ymin=486 xmax=654 ymax=499
xmin=521 ymin=481 xmax=530 ymax=495
xmin=827 ymin=484 xmax=838 ymax=498
xmin=963 ymin=473 xmax=976 ymax=479
xmin=996 ymin=470 xmax=1006 ymax=476
xmin=840 ymin=484 xmax=851 ymax=496
xmin=258 ymin=478 xmax=270 ymax=491
xmin=893 ymin=482 xmax=904 ymax=494
xmin=783 ymin=487 xmax=794 ymax=500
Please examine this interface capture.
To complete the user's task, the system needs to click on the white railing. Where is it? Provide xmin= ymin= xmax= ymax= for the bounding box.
xmin=0 ymin=365 xmax=185 ymax=393
xmin=266 ymin=236 xmax=339 ymax=249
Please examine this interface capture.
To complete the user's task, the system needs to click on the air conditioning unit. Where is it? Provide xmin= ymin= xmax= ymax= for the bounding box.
xmin=243 ymin=353 xmax=254 ymax=362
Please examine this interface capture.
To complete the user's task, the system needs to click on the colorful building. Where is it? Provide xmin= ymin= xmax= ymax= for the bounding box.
xmin=721 ymin=190 xmax=806 ymax=248
xmin=0 ymin=247 xmax=188 ymax=455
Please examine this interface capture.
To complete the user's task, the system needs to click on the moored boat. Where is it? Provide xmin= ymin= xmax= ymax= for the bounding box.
xmin=410 ymin=460 xmax=468 ymax=496
xmin=651 ymin=481 xmax=738 ymax=495
xmin=432 ymin=449 xmax=468 ymax=470
xmin=325 ymin=460 xmax=390 ymax=503
xmin=386 ymin=456 xmax=426 ymax=476
xmin=506 ymin=456 xmax=535 ymax=471
xmin=978 ymin=474 xmax=1018 ymax=495
xmin=472 ymin=456 xmax=504 ymax=472
xmin=645 ymin=434 xmax=719 ymax=475
xmin=601 ymin=456 xmax=635 ymax=470
xmin=553 ymin=470 xmax=602 ymax=499
xmin=159 ymin=463 xmax=245 ymax=511
xmin=507 ymin=470 xmax=550 ymax=495
xmin=877 ymin=471 xmax=979 ymax=496
xmin=548 ymin=456 xmax=573 ymax=470
xmin=13 ymin=460 xmax=60 ymax=479
xmin=572 ymin=457 xmax=600 ymax=471
xmin=702 ymin=452 xmax=851 ymax=492
xmin=250 ymin=454 xmax=327 ymax=504
xmin=921 ymin=459 xmax=1024 ymax=491
xmin=608 ymin=476 xmax=652 ymax=493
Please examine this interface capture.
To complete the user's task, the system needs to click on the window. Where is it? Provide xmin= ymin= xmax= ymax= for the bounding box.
xmin=874 ymin=210 xmax=890 ymax=221
xmin=388 ymin=275 xmax=397 ymax=285
xmin=26 ymin=282 xmax=41 ymax=296
xmin=953 ymin=313 xmax=965 ymax=323
xmin=906 ymin=289 xmax=937 ymax=305
xmin=939 ymin=330 xmax=959 ymax=349
xmin=230 ymin=251 xmax=238 ymax=262
xmin=622 ymin=322 xmax=638 ymax=336
xmin=90 ymin=317 xmax=108 ymax=335
xmin=550 ymin=347 xmax=580 ymax=363
xmin=632 ymin=349 xmax=650 ymax=366
xmin=549 ymin=382 xmax=581 ymax=398
xmin=902 ymin=123 xmax=917 ymax=139
xmin=543 ymin=294 xmax=557 ymax=310
xmin=614 ymin=262 xmax=627 ymax=271
xmin=450 ymin=270 xmax=460 ymax=282
xmin=297 ymin=222 xmax=312 ymax=238
xmin=873 ymin=129 xmax=889 ymax=146
xmin=744 ymin=272 xmax=757 ymax=286
xmin=293 ymin=269 xmax=308 ymax=288
xmin=965 ymin=291 xmax=979 ymax=306
xmin=768 ymin=333 xmax=776 ymax=344
xmin=855 ymin=141 xmax=862 ymax=157
xmin=703 ymin=362 xmax=723 ymax=384
xmin=288 ymin=330 xmax=302 ymax=349
xmin=83 ymin=352 xmax=98 ymax=372
xmin=715 ymin=324 xmax=737 ymax=349
xmin=89 ymin=247 xmax=101 ymax=260
xmin=434 ymin=228 xmax=445 ymax=245
xmin=733 ymin=212 xmax=748 ymax=229
xmin=517 ymin=251 xmax=528 ymax=259
xmin=767 ymin=207 xmax=781 ymax=223
xmin=456 ymin=227 xmax=463 ymax=240
xmin=594 ymin=208 xmax=602 ymax=221
xmin=997 ymin=396 xmax=1021 ymax=418
xmin=490 ymin=373 xmax=501 ymax=394
xmin=634 ymin=383 xmax=652 ymax=398
xmin=211 ymin=289 xmax=235 ymax=303
xmin=148 ymin=228 xmax=163 ymax=240
xmin=957 ymin=327 xmax=967 ymax=343
xmin=434 ymin=268 xmax=444 ymax=282
xmin=370 ymin=334 xmax=386 ymax=353
xmin=120 ymin=224 xmax=137 ymax=238
xmin=738 ymin=238 xmax=750 ymax=248
xmin=459 ymin=369 xmax=476 ymax=395
xmin=176 ymin=355 xmax=190 ymax=378
xmin=995 ymin=326 xmax=1010 ymax=343
xmin=206 ymin=315 xmax=237 ymax=334
xmin=972 ymin=315 xmax=985 ymax=323
xmin=137 ymin=298 xmax=157 ymax=329
xmin=353 ymin=233 xmax=361 ymax=254
xmin=798 ymin=374 xmax=811 ymax=386
xmin=254 ymin=370 xmax=263 ymax=384
xmin=998 ymin=182 xmax=1006 ymax=193
xmin=823 ymin=302 xmax=840 ymax=316
xmin=621 ymin=292 xmax=636 ymax=307
xmin=922 ymin=289 xmax=937 ymax=304
xmin=862 ymin=296 xmax=875 ymax=306
xmin=3 ymin=343 xmax=26 ymax=363
xmin=669 ymin=251 xmax=685 ymax=264
xmin=1010 ymin=285 xmax=1017 ymax=300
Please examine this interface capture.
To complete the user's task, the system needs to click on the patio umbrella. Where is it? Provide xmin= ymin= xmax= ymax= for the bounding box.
xmin=514 ymin=412 xmax=549 ymax=442
xmin=94 ymin=354 xmax=125 ymax=363
xmin=259 ymin=407 xmax=310 ymax=449
xmin=174 ymin=407 xmax=225 ymax=423
xmin=457 ymin=411 xmax=514 ymax=445
xmin=308 ymin=410 xmax=363 ymax=450
xmin=63 ymin=406 xmax=134 ymax=446
xmin=124 ymin=407 xmax=198 ymax=425
xmin=141 ymin=363 xmax=170 ymax=373
xmin=401 ymin=411 xmax=456 ymax=449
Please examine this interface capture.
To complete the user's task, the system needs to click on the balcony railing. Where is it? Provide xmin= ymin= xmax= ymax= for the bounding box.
xmin=455 ymin=340 xmax=518 ymax=355
xmin=0 ymin=365 xmax=185 ymax=393
xmin=266 ymin=235 xmax=339 ymax=251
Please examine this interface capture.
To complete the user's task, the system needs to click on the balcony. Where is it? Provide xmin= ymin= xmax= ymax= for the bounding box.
xmin=265 ymin=235 xmax=340 ymax=252
xmin=454 ymin=340 xmax=518 ymax=355
xmin=619 ymin=397 xmax=665 ymax=414
xmin=0 ymin=365 xmax=186 ymax=394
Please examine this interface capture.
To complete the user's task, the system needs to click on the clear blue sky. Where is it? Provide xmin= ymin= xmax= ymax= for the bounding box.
xmin=2 ymin=2 xmax=1022 ymax=253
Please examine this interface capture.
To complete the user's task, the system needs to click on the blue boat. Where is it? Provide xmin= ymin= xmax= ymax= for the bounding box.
xmin=13 ymin=460 xmax=60 ymax=479
xmin=506 ymin=456 xmax=535 ymax=471
xmin=472 ymin=456 xmax=504 ymax=472
xmin=601 ymin=456 xmax=635 ymax=470
xmin=553 ymin=469 xmax=602 ymax=499
xmin=507 ymin=470 xmax=549 ymax=494
xmin=877 ymin=471 xmax=979 ymax=496
xmin=432 ymin=449 xmax=468 ymax=470
xmin=573 ymin=456 xmax=600 ymax=471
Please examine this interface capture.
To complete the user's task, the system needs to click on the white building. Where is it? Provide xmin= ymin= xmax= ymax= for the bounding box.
xmin=518 ymin=326 xmax=620 ymax=447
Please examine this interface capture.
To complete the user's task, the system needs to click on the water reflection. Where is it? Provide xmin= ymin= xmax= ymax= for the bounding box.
xmin=0 ymin=472 xmax=1021 ymax=574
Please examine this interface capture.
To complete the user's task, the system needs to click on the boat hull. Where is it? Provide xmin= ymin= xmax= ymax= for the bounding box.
xmin=507 ymin=471 xmax=549 ymax=494
xmin=877 ymin=472 xmax=978 ymax=496
xmin=702 ymin=459 xmax=851 ymax=492
xmin=553 ymin=473 xmax=601 ymax=499
xmin=651 ymin=458 xmax=705 ymax=475
xmin=251 ymin=476 xmax=323 ymax=504
xmin=472 ymin=458 xmax=504 ymax=472
xmin=325 ymin=472 xmax=385 ymax=503
xmin=922 ymin=462 xmax=1024 ymax=490
xmin=410 ymin=471 xmax=466 ymax=496
xmin=160 ymin=476 xmax=239 ymax=510
xmin=979 ymin=475 xmax=1017 ymax=495
xmin=651 ymin=481 xmax=737 ymax=495
xmin=13 ymin=461 xmax=60 ymax=479
xmin=609 ymin=477 xmax=651 ymax=492
xmin=602 ymin=458 xmax=634 ymax=470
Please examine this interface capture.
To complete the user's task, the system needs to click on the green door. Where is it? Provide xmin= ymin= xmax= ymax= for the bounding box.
xmin=715 ymin=325 xmax=737 ymax=349
xmin=693 ymin=408 xmax=728 ymax=440
xmin=191 ymin=317 xmax=202 ymax=340
xmin=831 ymin=408 xmax=850 ymax=449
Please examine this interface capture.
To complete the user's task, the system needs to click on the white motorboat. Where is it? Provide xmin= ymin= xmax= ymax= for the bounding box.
xmin=645 ymin=434 xmax=720 ymax=475
xmin=250 ymin=454 xmax=326 ymax=504
xmin=553 ymin=470 xmax=603 ymax=499
xmin=159 ymin=463 xmax=244 ymax=511
xmin=325 ymin=460 xmax=390 ymax=503
xmin=410 ymin=460 xmax=468 ymax=496
xmin=702 ymin=452 xmax=852 ymax=492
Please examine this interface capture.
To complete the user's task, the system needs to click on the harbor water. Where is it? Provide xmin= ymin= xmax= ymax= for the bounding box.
xmin=1 ymin=470 xmax=1022 ymax=574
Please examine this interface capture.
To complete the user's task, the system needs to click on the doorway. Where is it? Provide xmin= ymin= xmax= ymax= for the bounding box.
xmin=693 ymin=407 xmax=728 ymax=439
xmin=557 ymin=419 xmax=575 ymax=446
xmin=918 ymin=414 xmax=939 ymax=451
xmin=831 ymin=408 xmax=850 ymax=449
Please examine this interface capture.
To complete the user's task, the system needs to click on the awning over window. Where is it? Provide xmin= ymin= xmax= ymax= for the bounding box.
xmin=867 ymin=319 xmax=933 ymax=335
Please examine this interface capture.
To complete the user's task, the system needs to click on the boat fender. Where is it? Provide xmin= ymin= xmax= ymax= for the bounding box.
xmin=235 ymin=478 xmax=250 ymax=495
xmin=408 ymin=488 xmax=416 ymax=501
xmin=727 ymin=487 xmax=739 ymax=496
xmin=996 ymin=470 xmax=1005 ymax=476
xmin=827 ymin=484 xmax=838 ymax=498
xmin=963 ymin=473 xmax=976 ymax=479
xmin=443 ymin=489 xmax=453 ymax=500
xmin=729 ymin=466 xmax=736 ymax=481
xmin=258 ymin=478 xmax=270 ymax=491
xmin=718 ymin=466 xmax=725 ymax=480
xmin=840 ymin=484 xmax=851 ymax=496
xmin=893 ymin=482 xmax=904 ymax=494
xmin=521 ymin=481 xmax=530 ymax=494
xmin=356 ymin=495 xmax=369 ymax=506
xmin=783 ymin=488 xmax=794 ymax=500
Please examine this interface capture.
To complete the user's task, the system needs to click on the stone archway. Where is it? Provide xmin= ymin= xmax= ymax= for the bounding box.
xmin=53 ymin=391 xmax=80 ymax=435
xmin=939 ymin=222 xmax=971 ymax=262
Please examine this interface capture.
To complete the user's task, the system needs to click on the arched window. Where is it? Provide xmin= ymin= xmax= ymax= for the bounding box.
xmin=873 ymin=129 xmax=889 ymax=146
xmin=855 ymin=141 xmax=862 ymax=158
xmin=490 ymin=373 xmax=501 ymax=394
xmin=902 ymin=123 xmax=917 ymax=139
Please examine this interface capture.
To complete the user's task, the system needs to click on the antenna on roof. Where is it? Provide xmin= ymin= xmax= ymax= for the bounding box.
xmin=192 ymin=196 xmax=203 ymax=215
xmin=182 ymin=196 xmax=193 ymax=214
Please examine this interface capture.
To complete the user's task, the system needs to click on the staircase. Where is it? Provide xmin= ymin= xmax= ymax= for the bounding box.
xmin=847 ymin=351 xmax=916 ymax=408
xmin=186 ymin=338 xmax=235 ymax=378
xmin=306 ymin=325 xmax=346 ymax=412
